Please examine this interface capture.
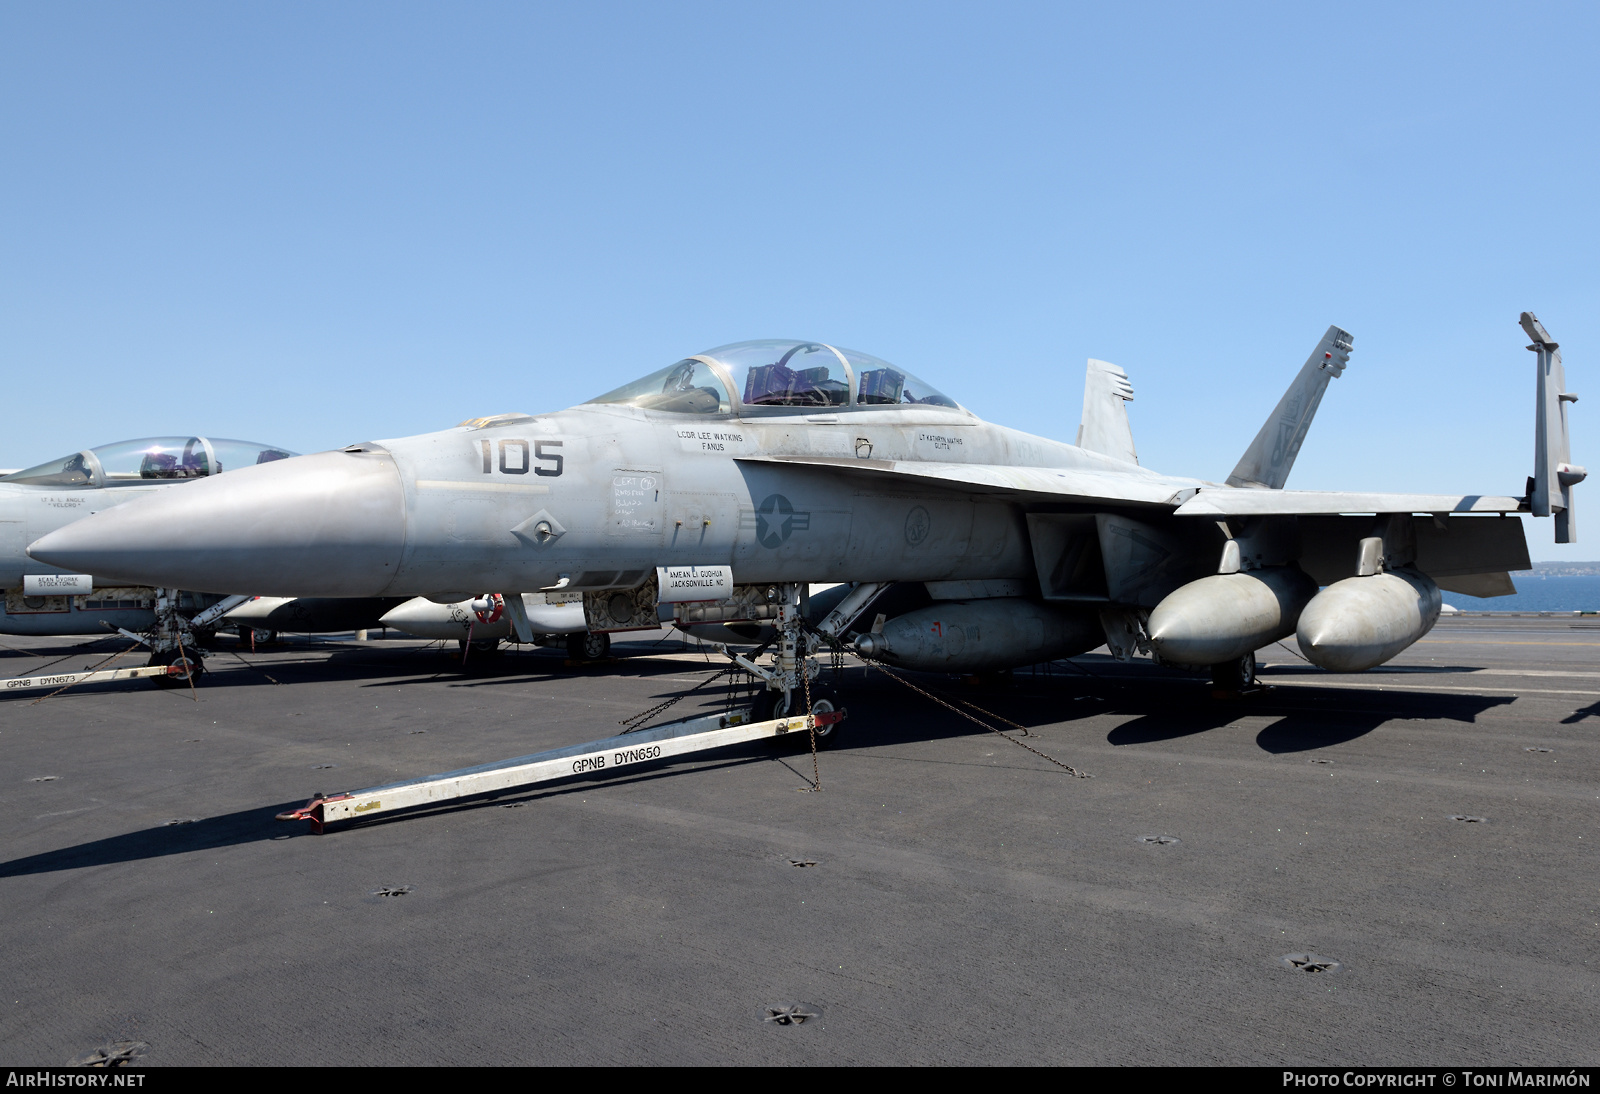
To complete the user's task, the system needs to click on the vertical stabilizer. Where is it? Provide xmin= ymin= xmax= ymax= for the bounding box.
xmin=1522 ymin=311 xmax=1584 ymax=543
xmin=1076 ymin=359 xmax=1138 ymax=465
xmin=1226 ymin=325 xmax=1353 ymax=489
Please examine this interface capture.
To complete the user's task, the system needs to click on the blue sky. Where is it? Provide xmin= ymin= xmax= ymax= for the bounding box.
xmin=3 ymin=2 xmax=1596 ymax=557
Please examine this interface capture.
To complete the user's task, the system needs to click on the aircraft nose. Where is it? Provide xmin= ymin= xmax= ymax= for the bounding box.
xmin=27 ymin=448 xmax=407 ymax=596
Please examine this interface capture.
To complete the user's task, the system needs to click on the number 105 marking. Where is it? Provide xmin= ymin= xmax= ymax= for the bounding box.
xmin=480 ymin=439 xmax=562 ymax=476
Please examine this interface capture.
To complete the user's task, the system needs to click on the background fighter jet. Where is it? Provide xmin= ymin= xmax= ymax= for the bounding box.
xmin=30 ymin=316 xmax=1576 ymax=711
xmin=0 ymin=436 xmax=294 ymax=644
xmin=0 ymin=435 xmax=406 ymax=670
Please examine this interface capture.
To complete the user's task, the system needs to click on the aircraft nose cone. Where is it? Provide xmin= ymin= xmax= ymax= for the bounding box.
xmin=28 ymin=448 xmax=406 ymax=596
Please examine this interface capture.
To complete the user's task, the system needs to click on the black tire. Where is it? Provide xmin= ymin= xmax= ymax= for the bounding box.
xmin=750 ymin=688 xmax=792 ymax=723
xmin=1210 ymin=652 xmax=1258 ymax=692
xmin=567 ymin=631 xmax=611 ymax=662
xmin=806 ymin=691 xmax=842 ymax=745
xmin=754 ymin=687 xmax=841 ymax=747
xmin=149 ymin=647 xmax=205 ymax=688
xmin=455 ymin=637 xmax=502 ymax=667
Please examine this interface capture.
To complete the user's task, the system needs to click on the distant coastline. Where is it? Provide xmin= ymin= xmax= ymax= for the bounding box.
xmin=1516 ymin=562 xmax=1600 ymax=576
xmin=1443 ymin=571 xmax=1600 ymax=612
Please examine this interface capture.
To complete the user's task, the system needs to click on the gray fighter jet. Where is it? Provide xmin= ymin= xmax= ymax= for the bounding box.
xmin=29 ymin=314 xmax=1577 ymax=713
xmin=0 ymin=437 xmax=294 ymax=650
xmin=0 ymin=435 xmax=402 ymax=667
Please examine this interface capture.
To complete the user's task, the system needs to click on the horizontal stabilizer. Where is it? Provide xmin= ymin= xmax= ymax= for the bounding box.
xmin=1436 ymin=572 xmax=1516 ymax=598
xmin=1227 ymin=326 xmax=1353 ymax=489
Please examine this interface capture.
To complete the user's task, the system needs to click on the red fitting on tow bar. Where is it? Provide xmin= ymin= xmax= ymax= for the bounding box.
xmin=275 ymin=792 xmax=351 ymax=835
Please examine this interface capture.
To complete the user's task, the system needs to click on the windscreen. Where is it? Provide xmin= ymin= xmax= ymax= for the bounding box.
xmin=587 ymin=358 xmax=732 ymax=414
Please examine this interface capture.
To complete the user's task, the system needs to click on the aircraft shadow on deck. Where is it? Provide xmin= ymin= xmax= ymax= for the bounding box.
xmin=2 ymin=642 xmax=720 ymax=697
xmin=0 ymin=748 xmax=798 ymax=880
xmin=1257 ymin=663 xmax=1486 ymax=676
xmin=0 ymin=663 xmax=1521 ymax=877
xmin=1103 ymin=685 xmax=1513 ymax=751
xmin=1562 ymin=700 xmax=1600 ymax=724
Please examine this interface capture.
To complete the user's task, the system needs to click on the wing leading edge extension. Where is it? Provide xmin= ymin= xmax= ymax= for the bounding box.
xmin=734 ymin=456 xmax=1195 ymax=507
xmin=740 ymin=456 xmax=1529 ymax=516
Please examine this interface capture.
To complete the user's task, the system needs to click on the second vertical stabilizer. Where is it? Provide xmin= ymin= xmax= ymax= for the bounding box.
xmin=1227 ymin=326 xmax=1353 ymax=489
xmin=1076 ymin=359 xmax=1138 ymax=465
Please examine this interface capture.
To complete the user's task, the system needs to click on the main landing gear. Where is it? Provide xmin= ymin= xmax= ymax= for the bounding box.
xmin=1210 ymin=652 xmax=1259 ymax=696
xmin=566 ymin=631 xmax=611 ymax=663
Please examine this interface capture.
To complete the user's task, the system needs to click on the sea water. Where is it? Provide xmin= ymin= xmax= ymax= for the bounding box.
xmin=1439 ymin=573 xmax=1600 ymax=613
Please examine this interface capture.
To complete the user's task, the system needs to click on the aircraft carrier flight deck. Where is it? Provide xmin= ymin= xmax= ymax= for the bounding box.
xmin=3 ymin=613 xmax=1595 ymax=1065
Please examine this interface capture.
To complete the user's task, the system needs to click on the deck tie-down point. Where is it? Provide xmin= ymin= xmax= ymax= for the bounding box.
xmin=1279 ymin=953 xmax=1341 ymax=973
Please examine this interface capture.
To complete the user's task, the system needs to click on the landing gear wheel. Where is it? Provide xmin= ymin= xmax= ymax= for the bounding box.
xmin=753 ymin=687 xmax=840 ymax=747
xmin=237 ymin=627 xmax=276 ymax=646
xmin=805 ymin=691 xmax=841 ymax=746
xmin=1210 ymin=652 xmax=1258 ymax=693
xmin=457 ymin=637 xmax=502 ymax=655
xmin=566 ymin=631 xmax=610 ymax=662
xmin=149 ymin=647 xmax=205 ymax=688
xmin=751 ymin=688 xmax=793 ymax=723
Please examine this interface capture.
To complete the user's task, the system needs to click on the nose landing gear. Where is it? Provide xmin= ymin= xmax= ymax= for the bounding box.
xmin=149 ymin=645 xmax=205 ymax=688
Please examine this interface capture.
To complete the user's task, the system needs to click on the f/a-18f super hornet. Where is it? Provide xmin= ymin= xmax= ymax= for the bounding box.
xmin=29 ymin=314 xmax=1578 ymax=716
xmin=0 ymin=436 xmax=404 ymax=674
xmin=0 ymin=436 xmax=296 ymax=667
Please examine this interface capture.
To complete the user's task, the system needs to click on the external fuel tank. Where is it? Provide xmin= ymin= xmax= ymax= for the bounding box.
xmin=853 ymin=598 xmax=1102 ymax=673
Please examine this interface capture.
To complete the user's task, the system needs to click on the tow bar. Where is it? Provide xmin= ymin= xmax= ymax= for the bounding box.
xmin=3 ymin=662 xmax=191 ymax=694
xmin=276 ymin=705 xmax=846 ymax=834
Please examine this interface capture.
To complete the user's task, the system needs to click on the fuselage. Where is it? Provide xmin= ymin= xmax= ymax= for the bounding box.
xmin=26 ymin=400 xmax=1201 ymax=599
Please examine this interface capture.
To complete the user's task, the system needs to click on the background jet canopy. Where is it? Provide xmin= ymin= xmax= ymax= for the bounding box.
xmin=586 ymin=339 xmax=960 ymax=414
xmin=1 ymin=436 xmax=296 ymax=488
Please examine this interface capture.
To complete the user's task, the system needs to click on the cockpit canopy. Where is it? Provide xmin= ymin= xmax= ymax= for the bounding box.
xmin=0 ymin=437 xmax=297 ymax=488
xmin=586 ymin=340 xmax=961 ymax=416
